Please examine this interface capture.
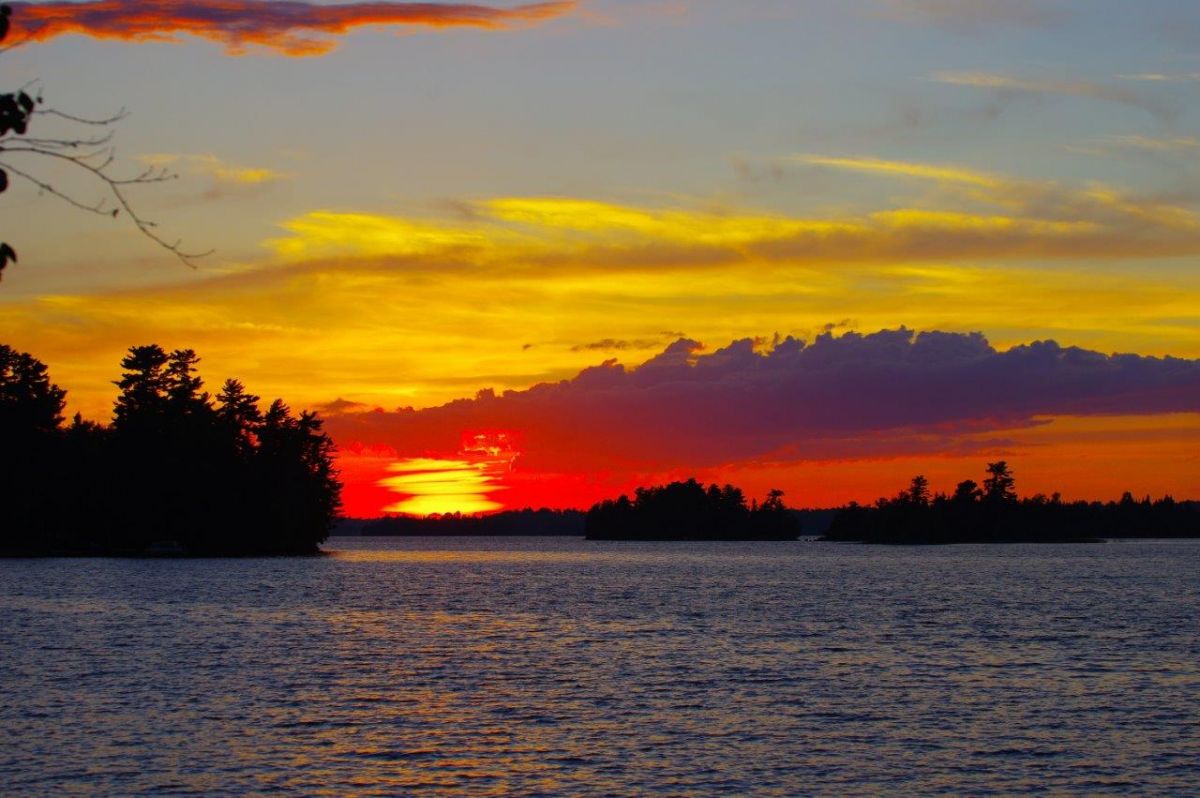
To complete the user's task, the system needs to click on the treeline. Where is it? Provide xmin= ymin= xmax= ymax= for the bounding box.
xmin=355 ymin=508 xmax=586 ymax=537
xmin=824 ymin=462 xmax=1199 ymax=544
xmin=586 ymin=479 xmax=801 ymax=540
xmin=1 ymin=344 xmax=340 ymax=556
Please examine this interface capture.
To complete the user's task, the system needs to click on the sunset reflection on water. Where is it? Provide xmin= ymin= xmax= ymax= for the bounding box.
xmin=2 ymin=538 xmax=1199 ymax=795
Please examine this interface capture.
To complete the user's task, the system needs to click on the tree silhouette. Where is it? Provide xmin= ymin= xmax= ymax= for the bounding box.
xmin=0 ymin=4 xmax=205 ymax=282
xmin=216 ymin=379 xmax=262 ymax=455
xmin=1 ymin=344 xmax=68 ymax=548
xmin=824 ymin=462 xmax=1199 ymax=544
xmin=762 ymin=488 xmax=787 ymax=512
xmin=165 ymin=348 xmax=206 ymax=410
xmin=983 ymin=461 xmax=1017 ymax=504
xmin=0 ymin=342 xmax=64 ymax=435
xmin=907 ymin=475 xmax=930 ymax=506
xmin=1 ymin=342 xmax=341 ymax=555
xmin=952 ymin=479 xmax=981 ymax=504
xmin=586 ymin=479 xmax=801 ymax=540
xmin=112 ymin=344 xmax=171 ymax=431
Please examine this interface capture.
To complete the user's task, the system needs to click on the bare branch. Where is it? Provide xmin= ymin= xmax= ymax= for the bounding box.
xmin=0 ymin=158 xmax=113 ymax=215
xmin=1 ymin=143 xmax=211 ymax=266
xmin=0 ymin=6 xmax=208 ymax=276
xmin=34 ymin=107 xmax=129 ymax=126
xmin=3 ymin=129 xmax=117 ymax=150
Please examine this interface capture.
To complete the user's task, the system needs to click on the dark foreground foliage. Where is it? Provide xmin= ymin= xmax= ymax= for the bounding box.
xmin=1 ymin=344 xmax=341 ymax=556
xmin=354 ymin=508 xmax=586 ymax=536
xmin=586 ymin=478 xmax=801 ymax=540
xmin=824 ymin=463 xmax=1200 ymax=544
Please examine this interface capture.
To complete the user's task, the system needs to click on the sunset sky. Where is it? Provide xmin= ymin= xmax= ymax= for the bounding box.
xmin=2 ymin=0 xmax=1198 ymax=515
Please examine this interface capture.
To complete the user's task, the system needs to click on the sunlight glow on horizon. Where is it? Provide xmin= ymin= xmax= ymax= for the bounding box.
xmin=377 ymin=432 xmax=520 ymax=515
xmin=379 ymin=458 xmax=505 ymax=515
xmin=338 ymin=415 xmax=1200 ymax=517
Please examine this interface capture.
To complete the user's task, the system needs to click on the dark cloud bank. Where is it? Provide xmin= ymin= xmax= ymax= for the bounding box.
xmin=325 ymin=329 xmax=1200 ymax=470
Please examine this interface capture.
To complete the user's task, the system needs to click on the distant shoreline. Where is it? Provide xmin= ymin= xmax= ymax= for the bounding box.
xmin=0 ymin=543 xmax=327 ymax=559
xmin=325 ymin=532 xmax=1129 ymax=545
xmin=14 ymin=535 xmax=1200 ymax=558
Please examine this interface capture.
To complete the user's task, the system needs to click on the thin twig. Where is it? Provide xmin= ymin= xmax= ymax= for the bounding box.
xmin=2 ymin=130 xmax=116 ymax=150
xmin=34 ymin=107 xmax=129 ymax=126
xmin=0 ymin=158 xmax=113 ymax=215
xmin=2 ymin=145 xmax=212 ymax=265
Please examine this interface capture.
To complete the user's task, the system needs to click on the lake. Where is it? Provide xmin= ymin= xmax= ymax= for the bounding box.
xmin=2 ymin=537 xmax=1198 ymax=796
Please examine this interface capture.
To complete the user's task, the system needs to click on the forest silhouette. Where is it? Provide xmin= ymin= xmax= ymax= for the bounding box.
xmin=823 ymin=462 xmax=1198 ymax=544
xmin=0 ymin=343 xmax=340 ymax=555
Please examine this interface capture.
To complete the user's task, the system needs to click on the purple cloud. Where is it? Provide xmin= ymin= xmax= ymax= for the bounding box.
xmin=324 ymin=329 xmax=1200 ymax=471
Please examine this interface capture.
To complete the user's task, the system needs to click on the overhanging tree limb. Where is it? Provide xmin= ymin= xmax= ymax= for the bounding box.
xmin=0 ymin=4 xmax=208 ymax=281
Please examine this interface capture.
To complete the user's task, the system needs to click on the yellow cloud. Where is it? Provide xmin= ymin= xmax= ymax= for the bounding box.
xmin=263 ymin=175 xmax=1200 ymax=270
xmin=4 ymin=250 xmax=1196 ymax=425
xmin=796 ymin=155 xmax=1001 ymax=188
xmin=265 ymin=199 xmax=861 ymax=268
xmin=268 ymin=211 xmax=503 ymax=259
xmin=5 ymin=159 xmax=1200 ymax=421
xmin=869 ymin=208 xmax=1094 ymax=235
xmin=484 ymin=197 xmax=848 ymax=245
xmin=781 ymin=155 xmax=1200 ymax=255
xmin=213 ymin=165 xmax=281 ymax=185
xmin=1118 ymin=73 xmax=1200 ymax=83
xmin=138 ymin=153 xmax=287 ymax=185
xmin=1101 ymin=135 xmax=1200 ymax=152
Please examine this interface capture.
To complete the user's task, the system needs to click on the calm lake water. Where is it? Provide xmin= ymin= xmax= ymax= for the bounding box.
xmin=2 ymin=537 xmax=1198 ymax=796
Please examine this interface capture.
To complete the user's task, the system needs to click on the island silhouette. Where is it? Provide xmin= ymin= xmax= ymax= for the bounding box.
xmin=1 ymin=343 xmax=340 ymax=556
xmin=585 ymin=479 xmax=802 ymax=541
xmin=821 ymin=463 xmax=1199 ymax=544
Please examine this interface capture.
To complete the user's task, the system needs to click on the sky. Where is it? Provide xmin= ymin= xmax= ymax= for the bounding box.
xmin=1 ymin=0 xmax=1198 ymax=516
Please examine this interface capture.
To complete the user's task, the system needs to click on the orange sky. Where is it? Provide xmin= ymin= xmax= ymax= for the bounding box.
xmin=2 ymin=1 xmax=1199 ymax=516
xmin=335 ymin=415 xmax=1200 ymax=518
xmin=324 ymin=330 xmax=1200 ymax=516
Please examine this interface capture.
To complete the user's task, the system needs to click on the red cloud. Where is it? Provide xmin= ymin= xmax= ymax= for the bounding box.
xmin=10 ymin=0 xmax=576 ymax=55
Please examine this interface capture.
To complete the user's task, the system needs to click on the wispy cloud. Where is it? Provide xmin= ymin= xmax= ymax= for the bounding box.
xmin=793 ymin=154 xmax=1001 ymax=187
xmin=265 ymin=157 xmax=1200 ymax=270
xmin=570 ymin=333 xmax=685 ymax=353
xmin=877 ymin=0 xmax=1063 ymax=32
xmin=1118 ymin=72 xmax=1200 ymax=83
xmin=1090 ymin=135 xmax=1200 ymax=154
xmin=139 ymin=153 xmax=286 ymax=185
xmin=932 ymin=71 xmax=1177 ymax=121
xmin=10 ymin=0 xmax=576 ymax=56
xmin=136 ymin=152 xmax=286 ymax=204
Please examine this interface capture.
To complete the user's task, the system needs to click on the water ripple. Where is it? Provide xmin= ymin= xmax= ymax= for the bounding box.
xmin=1 ymin=538 xmax=1198 ymax=796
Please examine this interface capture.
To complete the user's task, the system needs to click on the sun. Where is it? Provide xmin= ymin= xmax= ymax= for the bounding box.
xmin=377 ymin=431 xmax=520 ymax=516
